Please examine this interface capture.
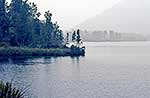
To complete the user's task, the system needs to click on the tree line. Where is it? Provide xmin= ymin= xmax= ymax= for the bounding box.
xmin=65 ymin=29 xmax=83 ymax=48
xmin=0 ymin=0 xmax=64 ymax=48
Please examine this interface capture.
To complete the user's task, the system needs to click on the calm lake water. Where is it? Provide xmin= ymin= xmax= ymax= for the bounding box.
xmin=1 ymin=42 xmax=150 ymax=98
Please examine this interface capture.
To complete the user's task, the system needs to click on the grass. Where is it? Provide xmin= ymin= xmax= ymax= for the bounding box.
xmin=0 ymin=47 xmax=85 ymax=57
xmin=0 ymin=81 xmax=25 ymax=98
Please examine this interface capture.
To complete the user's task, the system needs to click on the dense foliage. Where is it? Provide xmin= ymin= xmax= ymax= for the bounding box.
xmin=0 ymin=0 xmax=64 ymax=48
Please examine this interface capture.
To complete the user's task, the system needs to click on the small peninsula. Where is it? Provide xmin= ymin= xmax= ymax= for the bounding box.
xmin=0 ymin=0 xmax=85 ymax=57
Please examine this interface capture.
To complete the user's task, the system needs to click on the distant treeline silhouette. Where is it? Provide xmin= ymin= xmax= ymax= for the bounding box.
xmin=80 ymin=30 xmax=149 ymax=42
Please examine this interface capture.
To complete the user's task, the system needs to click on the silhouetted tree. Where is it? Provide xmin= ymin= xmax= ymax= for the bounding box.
xmin=76 ymin=29 xmax=81 ymax=47
xmin=66 ymin=32 xmax=69 ymax=44
xmin=72 ymin=31 xmax=76 ymax=42
xmin=43 ymin=11 xmax=53 ymax=47
xmin=9 ymin=0 xmax=31 ymax=46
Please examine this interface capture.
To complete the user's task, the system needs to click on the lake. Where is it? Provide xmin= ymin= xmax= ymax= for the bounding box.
xmin=1 ymin=42 xmax=150 ymax=98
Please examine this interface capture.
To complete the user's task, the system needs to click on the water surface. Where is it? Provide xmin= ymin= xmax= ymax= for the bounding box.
xmin=1 ymin=42 xmax=150 ymax=98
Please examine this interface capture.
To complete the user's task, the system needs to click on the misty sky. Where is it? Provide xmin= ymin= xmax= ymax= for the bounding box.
xmin=7 ymin=0 xmax=122 ymax=30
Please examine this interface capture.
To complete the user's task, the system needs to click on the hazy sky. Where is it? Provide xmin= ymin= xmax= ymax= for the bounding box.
xmin=7 ymin=0 xmax=122 ymax=30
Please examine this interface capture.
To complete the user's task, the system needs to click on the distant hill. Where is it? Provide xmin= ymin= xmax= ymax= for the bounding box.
xmin=78 ymin=0 xmax=150 ymax=34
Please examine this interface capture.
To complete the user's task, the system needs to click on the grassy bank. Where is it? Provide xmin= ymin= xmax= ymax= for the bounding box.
xmin=0 ymin=47 xmax=85 ymax=57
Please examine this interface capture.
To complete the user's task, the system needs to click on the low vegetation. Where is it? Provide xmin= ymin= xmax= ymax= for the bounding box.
xmin=0 ymin=81 xmax=25 ymax=98
xmin=0 ymin=46 xmax=85 ymax=57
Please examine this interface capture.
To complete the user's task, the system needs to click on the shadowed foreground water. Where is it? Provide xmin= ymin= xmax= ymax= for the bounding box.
xmin=1 ymin=42 xmax=150 ymax=98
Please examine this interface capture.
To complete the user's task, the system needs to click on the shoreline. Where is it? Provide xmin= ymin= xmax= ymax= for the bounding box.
xmin=0 ymin=47 xmax=85 ymax=57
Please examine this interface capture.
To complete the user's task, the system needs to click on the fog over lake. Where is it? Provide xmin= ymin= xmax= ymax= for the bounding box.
xmin=79 ymin=0 xmax=150 ymax=34
xmin=1 ymin=42 xmax=150 ymax=98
